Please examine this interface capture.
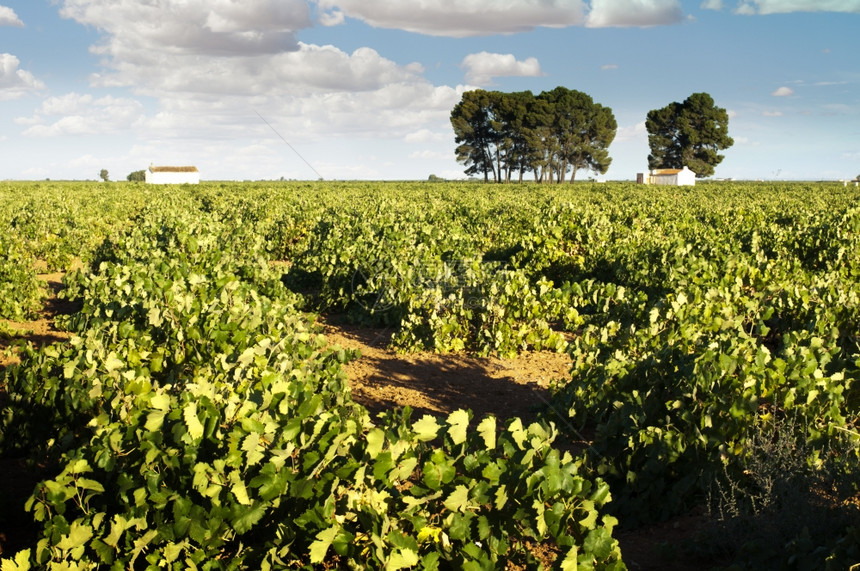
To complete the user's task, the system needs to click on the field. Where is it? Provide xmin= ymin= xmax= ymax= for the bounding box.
xmin=1 ymin=180 xmax=858 ymax=570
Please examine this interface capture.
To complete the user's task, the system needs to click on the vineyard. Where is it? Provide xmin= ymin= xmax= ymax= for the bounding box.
xmin=1 ymin=180 xmax=858 ymax=570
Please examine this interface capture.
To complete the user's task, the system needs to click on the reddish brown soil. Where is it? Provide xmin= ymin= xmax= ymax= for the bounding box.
xmin=0 ymin=271 xmax=73 ymax=368
xmin=0 ymin=271 xmax=712 ymax=568
xmin=320 ymin=318 xmax=570 ymax=423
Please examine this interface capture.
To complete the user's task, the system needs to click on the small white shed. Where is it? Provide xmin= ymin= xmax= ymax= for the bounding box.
xmin=145 ymin=165 xmax=200 ymax=184
xmin=637 ymin=166 xmax=696 ymax=186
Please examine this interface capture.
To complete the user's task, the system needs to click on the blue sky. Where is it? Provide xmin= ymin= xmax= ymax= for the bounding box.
xmin=1 ymin=0 xmax=858 ymax=181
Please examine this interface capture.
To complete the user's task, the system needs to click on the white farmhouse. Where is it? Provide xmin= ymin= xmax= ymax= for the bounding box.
xmin=145 ymin=165 xmax=200 ymax=184
xmin=637 ymin=166 xmax=696 ymax=186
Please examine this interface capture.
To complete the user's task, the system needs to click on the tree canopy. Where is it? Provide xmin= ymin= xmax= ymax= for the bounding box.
xmin=646 ymin=92 xmax=733 ymax=178
xmin=451 ymin=87 xmax=616 ymax=183
xmin=127 ymin=170 xmax=146 ymax=182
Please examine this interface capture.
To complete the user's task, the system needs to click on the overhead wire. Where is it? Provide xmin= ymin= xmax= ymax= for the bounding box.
xmin=254 ymin=109 xmax=324 ymax=180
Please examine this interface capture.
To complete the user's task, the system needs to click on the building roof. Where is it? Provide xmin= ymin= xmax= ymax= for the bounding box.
xmin=149 ymin=165 xmax=199 ymax=173
xmin=653 ymin=169 xmax=683 ymax=175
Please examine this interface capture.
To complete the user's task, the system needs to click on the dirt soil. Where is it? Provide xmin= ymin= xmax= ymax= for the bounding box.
xmin=0 ymin=271 xmax=72 ymax=369
xmin=0 ymin=272 xmax=713 ymax=568
xmin=319 ymin=318 xmax=570 ymax=423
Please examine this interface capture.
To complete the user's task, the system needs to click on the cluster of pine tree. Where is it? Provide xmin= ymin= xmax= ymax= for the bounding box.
xmin=450 ymin=87 xmax=617 ymax=183
xmin=451 ymin=88 xmax=735 ymax=183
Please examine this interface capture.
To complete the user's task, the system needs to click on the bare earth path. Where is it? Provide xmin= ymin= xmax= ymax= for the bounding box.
xmin=320 ymin=318 xmax=571 ymax=423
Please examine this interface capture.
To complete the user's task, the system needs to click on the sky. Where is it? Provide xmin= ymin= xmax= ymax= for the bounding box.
xmin=0 ymin=0 xmax=858 ymax=182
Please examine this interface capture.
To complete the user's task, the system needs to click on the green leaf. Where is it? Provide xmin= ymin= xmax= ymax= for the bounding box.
xmin=413 ymin=415 xmax=441 ymax=442
xmin=230 ymin=473 xmax=251 ymax=506
xmin=163 ymin=541 xmax=185 ymax=563
xmin=420 ymin=552 xmax=440 ymax=571
xmin=232 ymin=502 xmax=266 ymax=534
xmin=494 ymin=485 xmax=508 ymax=510
xmin=560 ymin=545 xmax=579 ymax=571
xmin=366 ymin=428 xmax=385 ymax=459
xmin=150 ymin=393 xmax=171 ymax=411
xmin=423 ymin=460 xmax=444 ymax=491
xmin=477 ymin=416 xmax=496 ymax=450
xmin=131 ymin=529 xmax=158 ymax=565
xmin=1 ymin=549 xmax=31 ymax=571
xmin=76 ymin=478 xmax=105 ymax=493
xmin=56 ymin=520 xmax=93 ymax=551
xmin=579 ymin=502 xmax=598 ymax=529
xmin=309 ymin=526 xmax=340 ymax=564
xmin=387 ymin=548 xmax=419 ymax=570
xmin=373 ymin=452 xmax=394 ymax=482
xmin=390 ymin=457 xmax=418 ymax=483
xmin=443 ymin=484 xmax=471 ymax=513
xmin=183 ymin=402 xmax=204 ymax=441
xmin=104 ymin=515 xmax=131 ymax=548
xmin=332 ymin=530 xmax=354 ymax=557
xmin=589 ymin=481 xmax=611 ymax=506
xmin=147 ymin=307 xmax=162 ymax=327
xmin=91 ymin=538 xmax=113 ymax=564
xmin=447 ymin=410 xmax=470 ymax=445
xmin=583 ymin=528 xmax=615 ymax=561
xmin=104 ymin=352 xmax=124 ymax=372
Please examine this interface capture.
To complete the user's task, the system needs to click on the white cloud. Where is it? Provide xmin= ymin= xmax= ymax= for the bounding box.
xmin=40 ymin=92 xmax=94 ymax=115
xmin=131 ymin=81 xmax=463 ymax=144
xmin=586 ymin=0 xmax=684 ymax=27
xmin=822 ymin=103 xmax=854 ymax=115
xmin=67 ymin=154 xmax=102 ymax=168
xmin=734 ymin=0 xmax=860 ymax=14
xmin=315 ymin=0 xmax=587 ymax=37
xmin=45 ymin=0 xmax=473 ymax=179
xmin=461 ymin=52 xmax=543 ymax=84
xmin=21 ymin=93 xmax=145 ymax=137
xmin=0 ymin=5 xmax=23 ymax=26
xmin=409 ymin=150 xmax=449 ymax=160
xmin=57 ymin=1 xmax=433 ymax=98
xmin=762 ymin=110 xmax=783 ymax=116
xmin=318 ymin=9 xmax=345 ymax=26
xmin=22 ymin=167 xmax=50 ymax=179
xmin=0 ymin=53 xmax=45 ymax=100
xmin=60 ymin=0 xmax=311 ymax=56
xmin=601 ymin=64 xmax=619 ymax=70
xmin=771 ymin=86 xmax=794 ymax=96
xmin=13 ymin=115 xmax=41 ymax=126
xmin=614 ymin=121 xmax=646 ymax=142
xmin=404 ymin=129 xmax=447 ymax=143
xmin=700 ymin=0 xmax=723 ymax=9
xmin=87 ymin=41 xmax=425 ymax=98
